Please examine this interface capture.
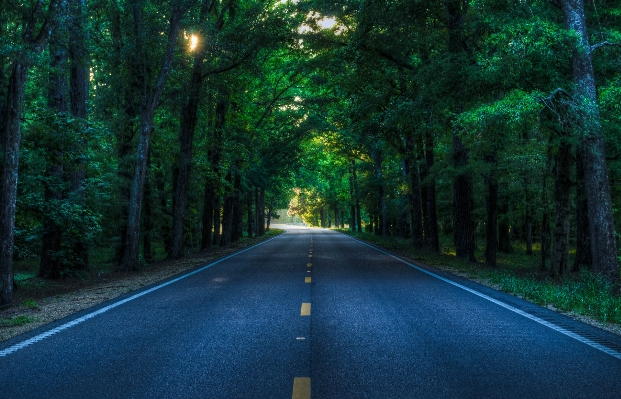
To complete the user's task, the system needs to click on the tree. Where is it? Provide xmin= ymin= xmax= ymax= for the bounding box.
xmin=1 ymin=0 xmax=61 ymax=305
xmin=118 ymin=2 xmax=186 ymax=271
xmin=558 ymin=0 xmax=619 ymax=280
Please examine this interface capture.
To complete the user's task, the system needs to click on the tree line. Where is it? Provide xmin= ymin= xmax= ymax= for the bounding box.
xmin=1 ymin=0 xmax=620 ymax=307
xmin=0 ymin=0 xmax=317 ymax=305
xmin=288 ymin=0 xmax=621 ymax=282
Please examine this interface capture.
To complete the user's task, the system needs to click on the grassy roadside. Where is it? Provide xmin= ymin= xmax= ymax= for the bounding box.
xmin=338 ymin=229 xmax=621 ymax=329
xmin=1 ymin=229 xmax=284 ymax=339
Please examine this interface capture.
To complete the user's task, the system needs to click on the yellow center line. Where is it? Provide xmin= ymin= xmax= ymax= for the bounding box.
xmin=307 ymin=263 xmax=312 ymax=267
xmin=292 ymin=377 xmax=311 ymax=399
xmin=305 ymin=277 xmax=311 ymax=283
xmin=301 ymin=303 xmax=311 ymax=316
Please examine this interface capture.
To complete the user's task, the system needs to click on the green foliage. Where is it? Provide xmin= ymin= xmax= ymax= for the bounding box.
xmin=20 ymin=299 xmax=39 ymax=310
xmin=0 ymin=315 xmax=37 ymax=328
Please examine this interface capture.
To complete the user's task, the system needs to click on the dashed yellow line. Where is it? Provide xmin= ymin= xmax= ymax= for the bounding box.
xmin=301 ymin=303 xmax=311 ymax=316
xmin=292 ymin=377 xmax=311 ymax=399
xmin=307 ymin=263 xmax=312 ymax=267
xmin=305 ymin=277 xmax=311 ymax=283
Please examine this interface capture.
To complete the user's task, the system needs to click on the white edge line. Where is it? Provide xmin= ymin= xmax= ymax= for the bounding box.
xmin=341 ymin=233 xmax=621 ymax=361
xmin=0 ymin=233 xmax=285 ymax=357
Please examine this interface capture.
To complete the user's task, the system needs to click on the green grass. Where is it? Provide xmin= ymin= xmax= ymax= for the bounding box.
xmin=0 ymin=315 xmax=37 ymax=327
xmin=338 ymin=229 xmax=621 ymax=325
xmin=20 ymin=299 xmax=39 ymax=310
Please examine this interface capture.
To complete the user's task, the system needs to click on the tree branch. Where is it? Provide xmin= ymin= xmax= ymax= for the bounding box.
xmin=591 ymin=41 xmax=621 ymax=52
xmin=201 ymin=53 xmax=251 ymax=78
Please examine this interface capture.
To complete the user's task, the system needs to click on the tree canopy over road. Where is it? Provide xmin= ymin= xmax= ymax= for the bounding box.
xmin=2 ymin=0 xmax=621 ymax=306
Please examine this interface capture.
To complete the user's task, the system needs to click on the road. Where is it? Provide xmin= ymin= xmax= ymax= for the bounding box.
xmin=1 ymin=225 xmax=621 ymax=398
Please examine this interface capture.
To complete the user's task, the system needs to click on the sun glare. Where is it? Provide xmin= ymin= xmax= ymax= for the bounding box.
xmin=189 ymin=35 xmax=199 ymax=52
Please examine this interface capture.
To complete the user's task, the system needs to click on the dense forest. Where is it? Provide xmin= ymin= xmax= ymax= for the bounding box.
xmin=1 ymin=0 xmax=621 ymax=306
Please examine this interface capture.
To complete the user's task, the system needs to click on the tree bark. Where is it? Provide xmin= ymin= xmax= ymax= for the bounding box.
xmin=143 ymin=162 xmax=154 ymax=264
xmin=541 ymin=140 xmax=553 ymax=271
xmin=258 ymin=187 xmax=265 ymax=236
xmin=334 ymin=207 xmax=339 ymax=229
xmin=453 ymin=132 xmax=476 ymax=262
xmin=169 ymin=56 xmax=204 ymax=257
xmin=247 ymin=192 xmax=253 ymax=237
xmin=40 ymin=6 xmax=69 ymax=279
xmin=352 ymin=159 xmax=362 ymax=233
xmin=67 ymin=0 xmax=89 ymax=270
xmin=560 ymin=0 xmax=618 ymax=279
xmin=201 ymin=182 xmax=213 ymax=250
xmin=212 ymin=195 xmax=221 ymax=244
xmin=551 ymin=137 xmax=572 ymax=277
xmin=525 ymin=210 xmax=533 ymax=256
xmin=119 ymin=5 xmax=184 ymax=271
xmin=407 ymin=138 xmax=424 ymax=247
xmin=266 ymin=206 xmax=272 ymax=232
xmin=498 ymin=193 xmax=513 ymax=254
xmin=421 ymin=131 xmax=439 ymax=252
xmin=169 ymin=0 xmax=224 ymax=258
xmin=370 ymin=148 xmax=387 ymax=237
xmin=572 ymin=147 xmax=591 ymax=271
xmin=1 ymin=0 xmax=60 ymax=305
xmin=485 ymin=178 xmax=498 ymax=267
xmin=349 ymin=159 xmax=355 ymax=231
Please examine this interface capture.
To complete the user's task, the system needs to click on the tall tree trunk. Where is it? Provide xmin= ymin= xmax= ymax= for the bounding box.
xmin=370 ymin=148 xmax=387 ymax=237
xmin=232 ymin=169 xmax=242 ymax=242
xmin=155 ymin=164 xmax=172 ymax=252
xmin=119 ymin=5 xmax=184 ymax=271
xmin=525 ymin=210 xmax=533 ymax=256
xmin=68 ymin=0 xmax=89 ymax=270
xmin=551 ymin=137 xmax=572 ymax=277
xmin=143 ymin=159 xmax=154 ymax=264
xmin=258 ymin=187 xmax=265 ymax=236
xmin=111 ymin=2 xmax=139 ymax=262
xmin=247 ymin=192 xmax=253 ymax=238
xmin=320 ymin=207 xmax=325 ymax=228
xmin=169 ymin=61 xmax=203 ymax=257
xmin=356 ymin=201 xmax=362 ymax=233
xmin=453 ymin=133 xmax=476 ymax=262
xmin=254 ymin=187 xmax=259 ymax=236
xmin=221 ymin=183 xmax=234 ymax=246
xmin=572 ymin=137 xmax=592 ymax=271
xmin=407 ymin=139 xmax=424 ymax=247
xmin=352 ymin=159 xmax=362 ymax=233
xmin=40 ymin=8 xmax=69 ymax=279
xmin=498 ymin=193 xmax=513 ymax=254
xmin=541 ymin=141 xmax=553 ymax=271
xmin=446 ymin=0 xmax=474 ymax=261
xmin=212 ymin=196 xmax=221 ymax=245
xmin=1 ymin=0 xmax=60 ymax=305
xmin=169 ymin=0 xmax=216 ymax=259
xmin=349 ymin=159 xmax=355 ymax=231
xmin=560 ymin=0 xmax=618 ymax=279
xmin=201 ymin=182 xmax=213 ymax=250
xmin=334 ymin=207 xmax=339 ymax=229
xmin=421 ymin=130 xmax=440 ymax=252
xmin=485 ymin=178 xmax=498 ymax=266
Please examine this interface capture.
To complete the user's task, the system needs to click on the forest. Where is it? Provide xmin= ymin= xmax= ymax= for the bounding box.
xmin=1 ymin=0 xmax=621 ymax=307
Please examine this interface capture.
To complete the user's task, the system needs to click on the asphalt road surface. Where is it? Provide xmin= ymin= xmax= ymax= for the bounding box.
xmin=2 ymin=225 xmax=621 ymax=398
